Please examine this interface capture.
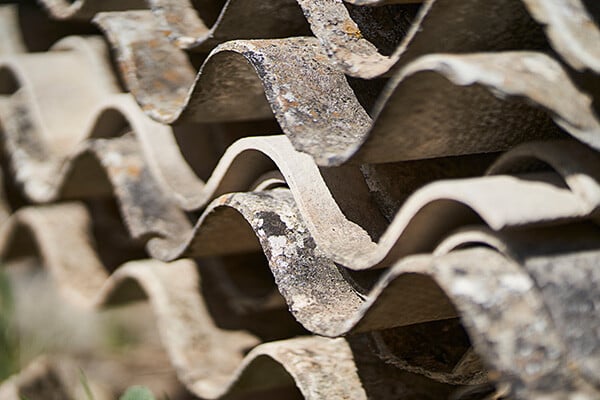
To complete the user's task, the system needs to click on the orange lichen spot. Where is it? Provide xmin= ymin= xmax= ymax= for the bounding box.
xmin=218 ymin=195 xmax=231 ymax=205
xmin=342 ymin=21 xmax=362 ymax=39
xmin=126 ymin=164 xmax=142 ymax=178
xmin=280 ymin=96 xmax=300 ymax=110
xmin=162 ymin=69 xmax=184 ymax=83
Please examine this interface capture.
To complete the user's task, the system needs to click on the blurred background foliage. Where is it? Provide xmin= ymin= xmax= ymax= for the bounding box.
xmin=0 ymin=269 xmax=19 ymax=380
xmin=0 ymin=263 xmax=193 ymax=399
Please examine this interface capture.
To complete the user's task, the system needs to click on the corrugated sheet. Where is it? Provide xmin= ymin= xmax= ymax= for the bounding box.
xmin=0 ymin=0 xmax=599 ymax=398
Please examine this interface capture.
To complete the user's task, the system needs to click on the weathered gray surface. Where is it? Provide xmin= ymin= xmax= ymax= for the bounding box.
xmin=0 ymin=204 xmax=358 ymax=399
xmin=148 ymin=0 xmax=311 ymax=50
xmin=38 ymin=0 xmax=311 ymax=49
xmin=33 ymin=0 xmax=600 ymax=76
xmin=3 ymin=200 xmax=600 ymax=398
xmin=0 ymin=0 xmax=599 ymax=399
xmin=93 ymin=11 xmax=597 ymax=165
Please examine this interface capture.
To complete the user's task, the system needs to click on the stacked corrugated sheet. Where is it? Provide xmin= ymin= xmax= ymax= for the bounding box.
xmin=0 ymin=0 xmax=599 ymax=398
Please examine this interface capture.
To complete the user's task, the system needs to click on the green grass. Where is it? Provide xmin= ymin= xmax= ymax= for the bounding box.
xmin=0 ymin=269 xmax=20 ymax=380
xmin=120 ymin=386 xmax=157 ymax=400
xmin=1 ymin=272 xmax=168 ymax=399
xmin=79 ymin=368 xmax=96 ymax=400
